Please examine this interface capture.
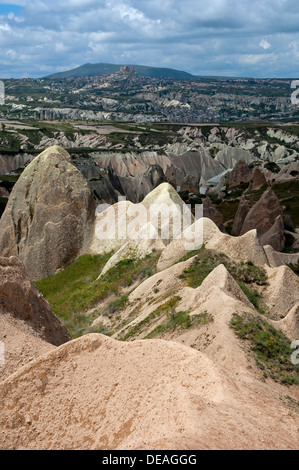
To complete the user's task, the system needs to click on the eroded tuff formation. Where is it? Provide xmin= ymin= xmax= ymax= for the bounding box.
xmin=1 ymin=332 xmax=299 ymax=450
xmin=0 ymin=147 xmax=298 ymax=450
xmin=239 ymin=188 xmax=283 ymax=237
xmin=0 ymin=146 xmax=96 ymax=280
xmin=0 ymin=256 xmax=71 ymax=381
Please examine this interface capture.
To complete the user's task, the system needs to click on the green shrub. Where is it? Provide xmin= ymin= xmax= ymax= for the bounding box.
xmin=179 ymin=248 xmax=267 ymax=315
xmin=230 ymin=312 xmax=299 ymax=386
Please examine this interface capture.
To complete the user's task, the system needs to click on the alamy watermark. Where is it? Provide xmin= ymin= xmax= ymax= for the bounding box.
xmin=0 ymin=341 xmax=4 ymax=365
xmin=291 ymin=80 xmax=299 ymax=105
xmin=0 ymin=81 xmax=4 ymax=105
xmin=95 ymin=197 xmax=204 ymax=250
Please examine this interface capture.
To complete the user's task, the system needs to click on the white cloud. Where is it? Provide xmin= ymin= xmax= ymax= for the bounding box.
xmin=259 ymin=39 xmax=271 ymax=49
xmin=0 ymin=0 xmax=298 ymax=77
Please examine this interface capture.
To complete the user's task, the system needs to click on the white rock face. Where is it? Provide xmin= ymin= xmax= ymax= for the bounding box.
xmin=89 ymin=183 xmax=194 ymax=271
xmin=157 ymin=217 xmax=268 ymax=271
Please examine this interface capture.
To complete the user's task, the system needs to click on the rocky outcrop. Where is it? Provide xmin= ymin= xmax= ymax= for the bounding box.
xmin=198 ymin=264 xmax=254 ymax=308
xmin=239 ymin=188 xmax=283 ymax=238
xmin=263 ymin=265 xmax=299 ymax=320
xmin=260 ymin=215 xmax=285 ymax=251
xmin=98 ymin=223 xmax=165 ymax=277
xmin=0 ymin=146 xmax=96 ymax=280
xmin=263 ymin=244 xmax=299 ymax=267
xmin=215 ymin=147 xmax=256 ymax=169
xmin=0 ymin=256 xmax=71 ymax=380
xmin=273 ymin=162 xmax=299 ymax=183
xmin=231 ymin=196 xmax=251 ymax=236
xmin=90 ymin=183 xmax=193 ymax=268
xmin=250 ymin=167 xmax=266 ymax=190
xmin=202 ymin=197 xmax=225 ymax=232
xmin=275 ymin=304 xmax=299 ymax=340
xmin=0 ymin=153 xmax=35 ymax=174
xmin=1 ymin=332 xmax=299 ymax=450
xmin=117 ymin=164 xmax=167 ymax=202
xmin=93 ymin=149 xmax=225 ymax=196
xmin=227 ymin=160 xmax=252 ymax=187
xmin=0 ymin=256 xmax=71 ymax=344
xmin=157 ymin=217 xmax=268 ymax=271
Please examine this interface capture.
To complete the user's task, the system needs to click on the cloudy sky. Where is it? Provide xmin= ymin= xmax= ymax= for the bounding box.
xmin=0 ymin=0 xmax=299 ymax=78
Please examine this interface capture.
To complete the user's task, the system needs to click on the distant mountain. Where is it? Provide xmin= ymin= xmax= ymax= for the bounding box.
xmin=43 ymin=62 xmax=197 ymax=80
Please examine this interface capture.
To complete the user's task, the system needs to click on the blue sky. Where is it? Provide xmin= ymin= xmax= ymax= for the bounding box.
xmin=0 ymin=0 xmax=299 ymax=78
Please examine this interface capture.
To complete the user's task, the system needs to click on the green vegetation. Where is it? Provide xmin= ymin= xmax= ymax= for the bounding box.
xmin=146 ymin=310 xmax=213 ymax=339
xmin=230 ymin=312 xmax=299 ymax=386
xmin=36 ymin=252 xmax=160 ymax=337
xmin=120 ymin=294 xmax=213 ymax=341
xmin=272 ymin=181 xmax=299 ymax=227
xmin=179 ymin=248 xmax=267 ymax=314
xmin=120 ymin=296 xmax=182 ymax=340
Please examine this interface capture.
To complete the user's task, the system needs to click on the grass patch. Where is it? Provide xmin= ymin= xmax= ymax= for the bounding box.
xmin=179 ymin=249 xmax=267 ymax=314
xmin=120 ymin=296 xmax=182 ymax=340
xmin=146 ymin=310 xmax=213 ymax=339
xmin=36 ymin=251 xmax=160 ymax=337
xmin=121 ymin=294 xmax=214 ymax=341
xmin=230 ymin=312 xmax=299 ymax=386
xmin=179 ymin=249 xmax=267 ymax=287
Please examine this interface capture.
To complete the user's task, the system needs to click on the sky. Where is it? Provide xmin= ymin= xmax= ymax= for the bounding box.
xmin=0 ymin=0 xmax=299 ymax=78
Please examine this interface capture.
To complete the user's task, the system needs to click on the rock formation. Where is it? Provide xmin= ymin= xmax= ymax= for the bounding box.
xmin=202 ymin=196 xmax=225 ymax=232
xmin=0 ymin=146 xmax=96 ymax=280
xmin=227 ymin=160 xmax=252 ymax=188
xmin=231 ymin=196 xmax=251 ymax=236
xmin=260 ymin=215 xmax=285 ymax=251
xmin=157 ymin=217 xmax=268 ymax=271
xmin=1 ymin=332 xmax=299 ymax=450
xmin=239 ymin=188 xmax=283 ymax=237
xmin=1 ymin=146 xmax=298 ymax=451
xmin=214 ymin=147 xmax=256 ymax=169
xmin=250 ymin=167 xmax=267 ymax=190
xmin=0 ymin=256 xmax=71 ymax=381
xmin=263 ymin=244 xmax=299 ymax=267
xmin=263 ymin=265 xmax=299 ymax=320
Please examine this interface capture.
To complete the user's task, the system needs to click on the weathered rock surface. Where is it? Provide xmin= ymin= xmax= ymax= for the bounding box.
xmin=263 ymin=265 xmax=299 ymax=320
xmin=227 ymin=160 xmax=252 ymax=187
xmin=98 ymin=222 xmax=166 ymax=278
xmin=93 ymin=149 xmax=225 ymax=195
xmin=0 ymin=146 xmax=95 ymax=280
xmin=250 ymin=167 xmax=267 ymax=190
xmin=273 ymin=162 xmax=299 ymax=183
xmin=202 ymin=197 xmax=225 ymax=232
xmin=215 ymin=147 xmax=256 ymax=169
xmin=240 ymin=188 xmax=283 ymax=237
xmin=231 ymin=196 xmax=251 ymax=236
xmin=1 ymin=332 xmax=298 ymax=450
xmin=157 ymin=217 xmax=268 ymax=271
xmin=275 ymin=304 xmax=299 ymax=340
xmin=0 ymin=256 xmax=71 ymax=381
xmin=263 ymin=244 xmax=299 ymax=267
xmin=260 ymin=215 xmax=285 ymax=252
